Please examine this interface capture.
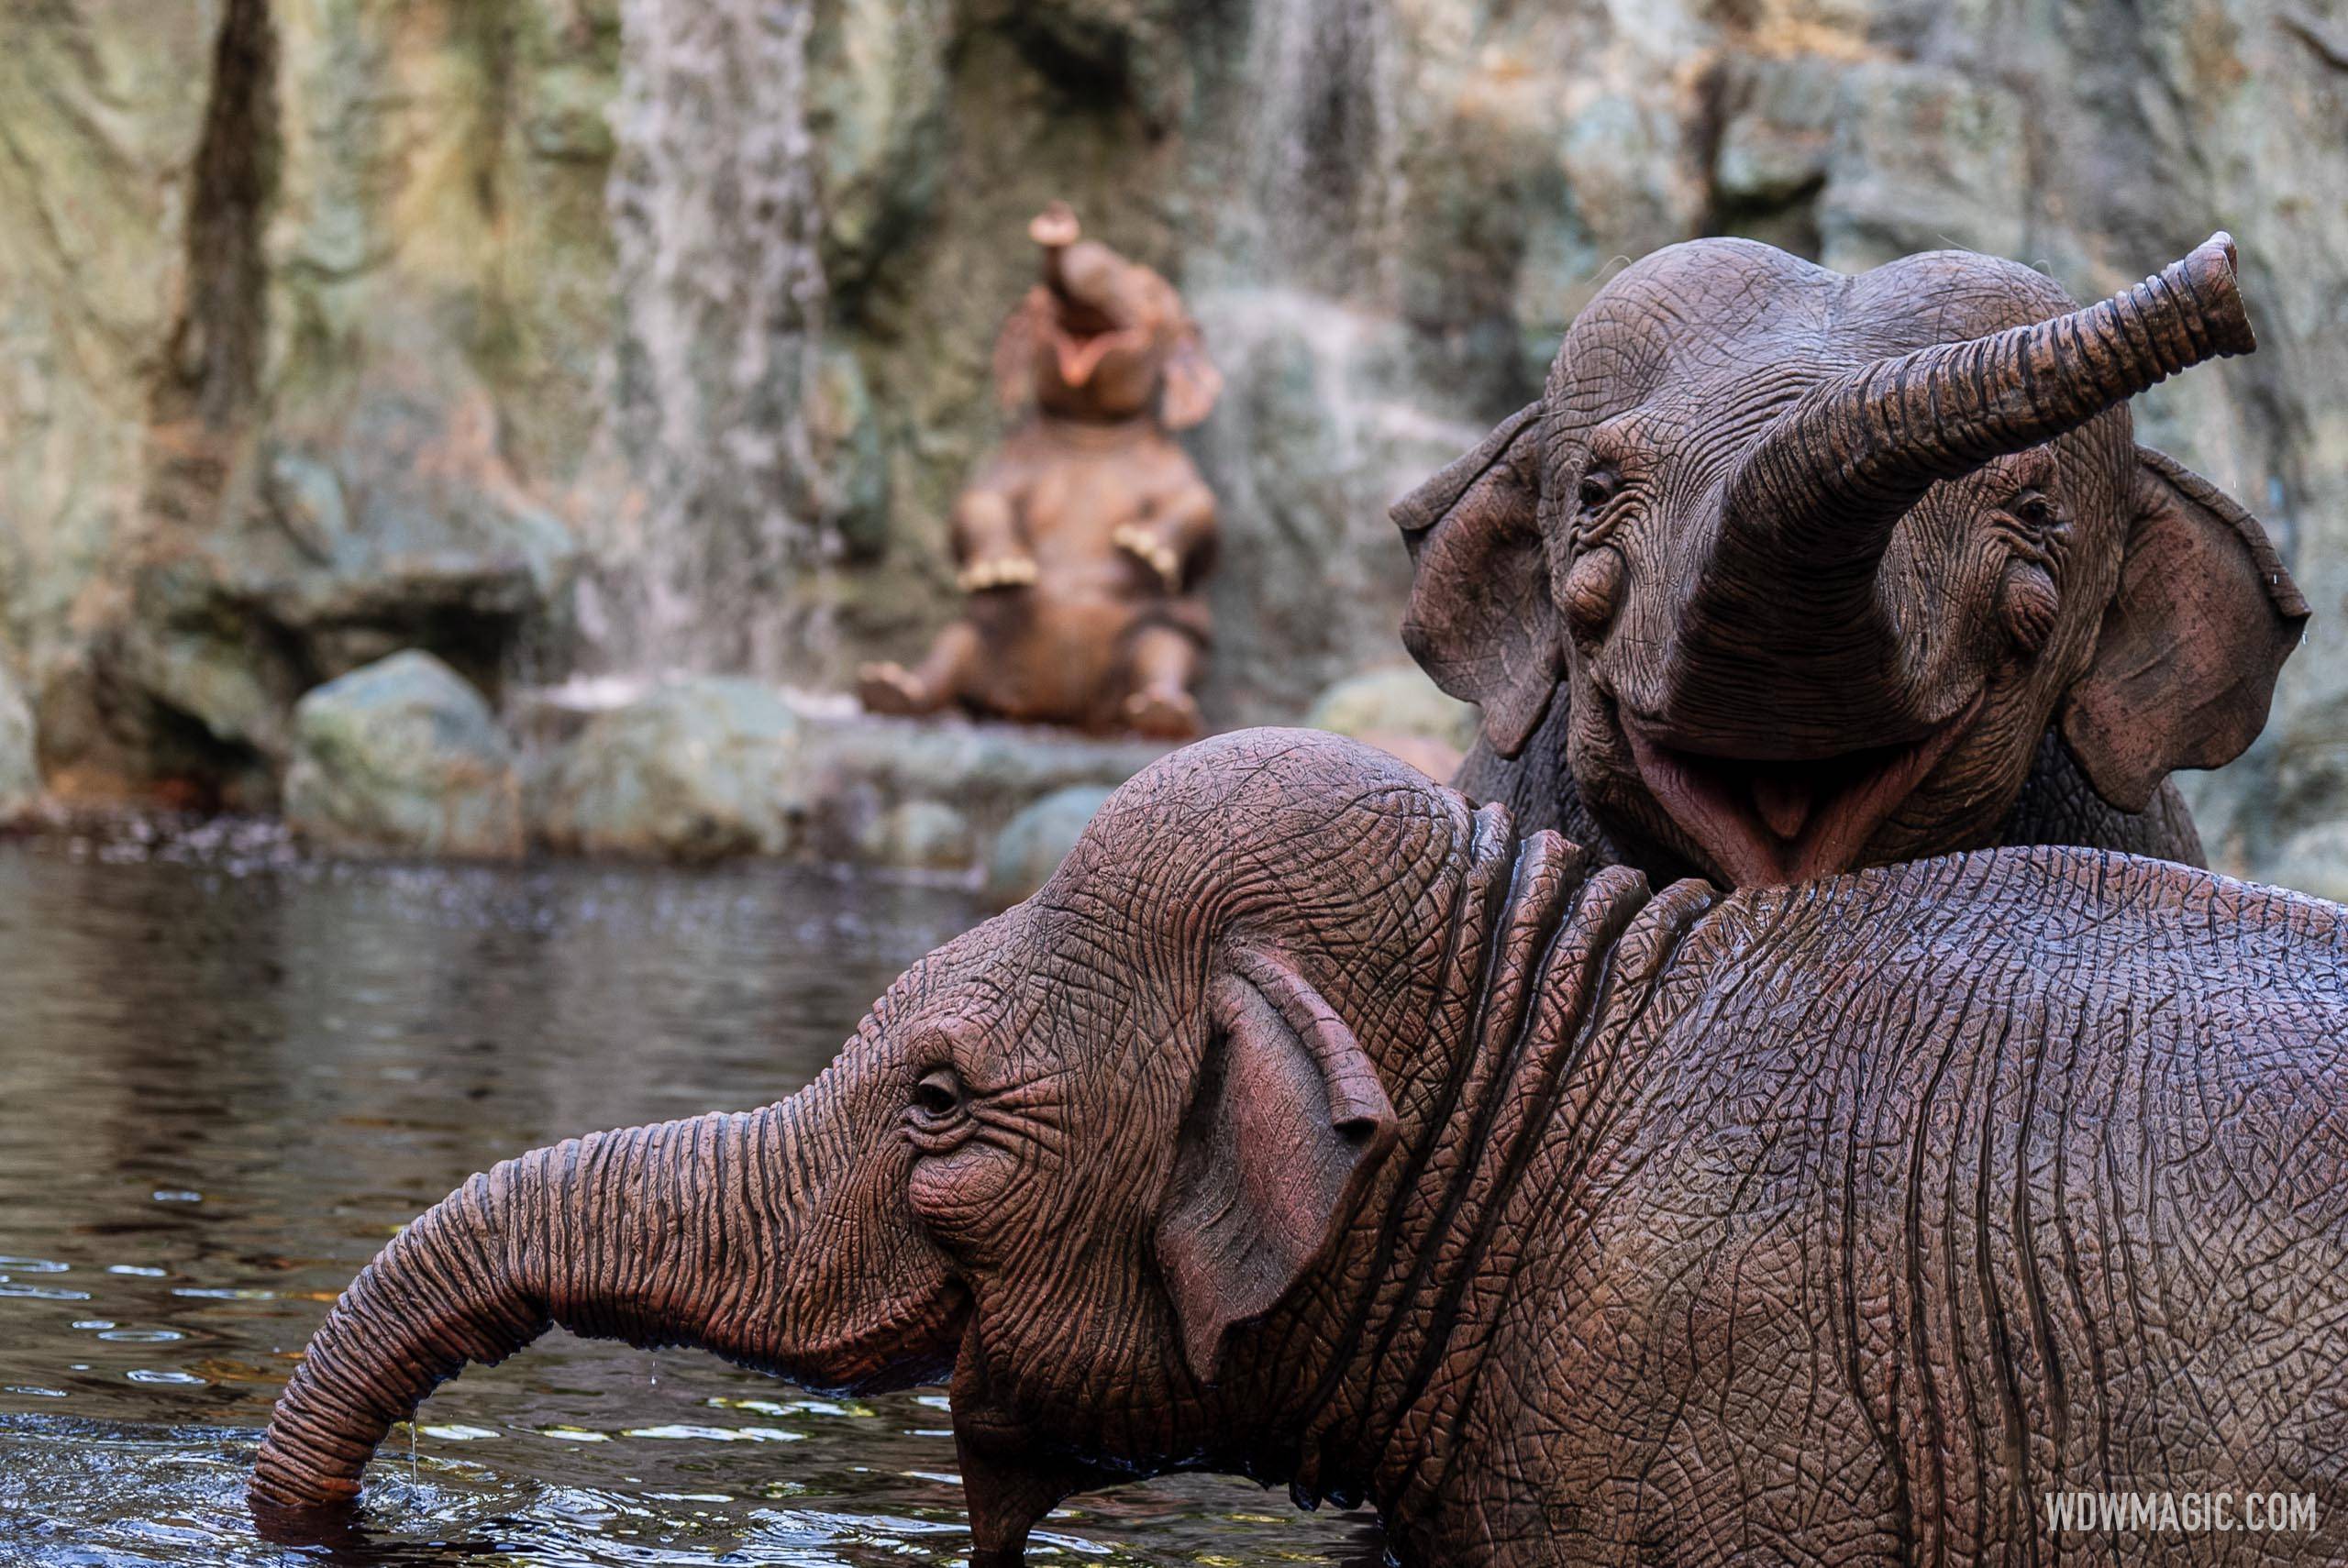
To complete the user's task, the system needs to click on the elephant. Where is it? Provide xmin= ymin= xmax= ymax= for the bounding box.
xmin=858 ymin=203 xmax=1224 ymax=738
xmin=253 ymin=728 xmax=2348 ymax=1565
xmin=1398 ymin=232 xmax=2306 ymax=887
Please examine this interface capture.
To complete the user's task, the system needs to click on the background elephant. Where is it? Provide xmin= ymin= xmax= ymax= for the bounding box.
xmin=254 ymin=729 xmax=2348 ymax=1565
xmin=858 ymin=204 xmax=1224 ymax=738
xmin=1399 ymin=233 xmax=2306 ymax=887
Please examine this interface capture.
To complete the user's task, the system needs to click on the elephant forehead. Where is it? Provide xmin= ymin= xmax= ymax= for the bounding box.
xmin=1558 ymin=239 xmax=2088 ymax=416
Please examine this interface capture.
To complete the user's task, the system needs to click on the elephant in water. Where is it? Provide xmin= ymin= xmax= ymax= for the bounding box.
xmin=255 ymin=730 xmax=2348 ymax=1565
xmin=858 ymin=204 xmax=1223 ymax=738
xmin=1398 ymin=232 xmax=2305 ymax=886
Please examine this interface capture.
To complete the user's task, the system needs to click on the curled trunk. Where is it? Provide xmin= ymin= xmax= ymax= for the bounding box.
xmin=1662 ymin=234 xmax=2253 ymax=744
xmin=250 ymin=1106 xmax=786 ymax=1510
xmin=1718 ymin=232 xmax=2251 ymax=600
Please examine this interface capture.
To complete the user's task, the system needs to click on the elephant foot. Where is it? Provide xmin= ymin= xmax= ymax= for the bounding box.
xmin=958 ymin=556 xmax=1038 ymax=592
xmin=1112 ymin=525 xmax=1182 ymax=591
xmin=1124 ymin=687 xmax=1202 ymax=740
xmin=858 ymin=662 xmax=940 ymax=717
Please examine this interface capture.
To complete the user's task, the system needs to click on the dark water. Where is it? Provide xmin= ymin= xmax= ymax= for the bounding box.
xmin=0 ymin=839 xmax=1379 ymax=1565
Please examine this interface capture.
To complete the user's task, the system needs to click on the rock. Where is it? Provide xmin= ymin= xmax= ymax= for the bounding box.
xmin=0 ymin=661 xmax=39 ymax=821
xmin=1184 ymin=294 xmax=1494 ymax=724
xmin=2273 ymin=821 xmax=2348 ymax=904
xmin=1305 ymin=665 xmax=1478 ymax=749
xmin=535 ymin=678 xmax=803 ymax=863
xmin=986 ymin=783 xmax=1118 ymax=903
xmin=0 ymin=1 xmax=219 ymax=692
xmin=284 ymin=652 xmax=524 ymax=860
xmin=1303 ymin=664 xmax=1476 ymax=781
xmin=788 ymin=709 xmax=1171 ymax=867
xmin=523 ymin=686 xmax=1167 ymax=870
xmin=858 ymin=799 xmax=975 ymax=871
xmin=1817 ymin=62 xmax=2030 ymax=271
xmin=808 ymin=0 xmax=952 ymax=292
xmin=5 ymin=0 xmax=2345 ymax=892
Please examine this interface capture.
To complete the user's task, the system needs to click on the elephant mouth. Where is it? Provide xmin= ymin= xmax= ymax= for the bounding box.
xmin=1623 ymin=691 xmax=1983 ymax=886
xmin=1049 ymin=320 xmax=1149 ymax=387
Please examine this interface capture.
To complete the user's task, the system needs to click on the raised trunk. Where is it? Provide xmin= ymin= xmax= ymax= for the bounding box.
xmin=250 ymin=1104 xmax=792 ymax=1510
xmin=1715 ymin=231 xmax=2250 ymax=616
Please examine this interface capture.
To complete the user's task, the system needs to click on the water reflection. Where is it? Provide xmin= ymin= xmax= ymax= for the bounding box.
xmin=0 ymin=844 xmax=1379 ymax=1563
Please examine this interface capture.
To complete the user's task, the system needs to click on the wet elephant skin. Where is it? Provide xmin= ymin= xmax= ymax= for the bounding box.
xmin=256 ymin=730 xmax=2348 ymax=1565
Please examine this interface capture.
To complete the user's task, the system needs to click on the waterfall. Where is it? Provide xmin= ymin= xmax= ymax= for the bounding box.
xmin=590 ymin=0 xmax=835 ymax=684
xmin=1227 ymin=0 xmax=1403 ymax=301
xmin=1187 ymin=0 xmax=1484 ymax=714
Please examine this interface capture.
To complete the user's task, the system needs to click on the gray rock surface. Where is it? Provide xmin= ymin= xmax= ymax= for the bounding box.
xmin=1301 ymin=663 xmax=1479 ymax=784
xmin=525 ymin=682 xmax=1168 ymax=870
xmin=1304 ymin=665 xmax=1477 ymax=750
xmin=535 ymin=678 xmax=803 ymax=863
xmin=985 ymin=783 xmax=1118 ymax=904
xmin=284 ymin=651 xmax=524 ymax=860
xmin=2 ymin=0 xmax=2342 ymax=887
xmin=783 ymin=710 xmax=1169 ymax=869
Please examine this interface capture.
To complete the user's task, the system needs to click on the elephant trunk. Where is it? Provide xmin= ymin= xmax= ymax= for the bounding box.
xmin=1719 ymin=231 xmax=2250 ymax=598
xmin=250 ymin=1104 xmax=793 ymax=1511
xmin=1658 ymin=233 xmax=2252 ymax=746
xmin=1031 ymin=201 xmax=1081 ymax=301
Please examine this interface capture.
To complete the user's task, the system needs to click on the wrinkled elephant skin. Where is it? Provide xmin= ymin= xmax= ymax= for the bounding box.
xmin=1400 ymin=234 xmax=2307 ymax=886
xmin=858 ymin=204 xmax=1223 ymax=739
xmin=256 ymin=731 xmax=2348 ymax=1565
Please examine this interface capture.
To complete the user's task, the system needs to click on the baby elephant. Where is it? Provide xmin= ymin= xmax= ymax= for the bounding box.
xmin=255 ymin=731 xmax=2348 ymax=1565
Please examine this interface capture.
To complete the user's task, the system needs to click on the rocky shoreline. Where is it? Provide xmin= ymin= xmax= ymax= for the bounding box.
xmin=2 ymin=657 xmax=1469 ymax=904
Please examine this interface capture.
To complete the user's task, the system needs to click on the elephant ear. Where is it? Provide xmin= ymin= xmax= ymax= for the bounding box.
xmin=2060 ymin=446 xmax=2309 ymax=812
xmin=1395 ymin=402 xmax=1560 ymax=757
xmin=1157 ymin=320 xmax=1222 ymax=431
xmin=1155 ymin=946 xmax=1397 ymax=1386
xmin=991 ymin=288 xmax=1054 ymax=411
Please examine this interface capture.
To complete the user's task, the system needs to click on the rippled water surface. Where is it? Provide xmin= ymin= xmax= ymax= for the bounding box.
xmin=0 ymin=841 xmax=1379 ymax=1565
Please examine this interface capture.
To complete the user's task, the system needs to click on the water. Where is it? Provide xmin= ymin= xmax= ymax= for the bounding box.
xmin=0 ymin=842 xmax=1380 ymax=1564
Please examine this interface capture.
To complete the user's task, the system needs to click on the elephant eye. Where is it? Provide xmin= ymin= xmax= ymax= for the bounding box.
xmin=1577 ymin=469 xmax=1618 ymax=512
xmin=910 ymin=1067 xmax=965 ymax=1121
xmin=2010 ymin=489 xmax=2060 ymax=530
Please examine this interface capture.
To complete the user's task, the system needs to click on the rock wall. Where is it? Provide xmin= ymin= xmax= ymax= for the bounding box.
xmin=0 ymin=0 xmax=2341 ymax=886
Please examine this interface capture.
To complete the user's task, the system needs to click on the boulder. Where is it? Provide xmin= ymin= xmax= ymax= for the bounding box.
xmin=1303 ymin=664 xmax=1477 ymax=781
xmin=535 ymin=678 xmax=803 ymax=863
xmin=985 ymin=783 xmax=1117 ymax=904
xmin=858 ymin=799 xmax=976 ymax=872
xmin=787 ymin=711 xmax=1170 ymax=867
xmin=284 ymin=652 xmax=524 ymax=860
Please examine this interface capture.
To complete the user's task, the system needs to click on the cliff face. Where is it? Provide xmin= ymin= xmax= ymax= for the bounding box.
xmin=0 ymin=0 xmax=2341 ymax=885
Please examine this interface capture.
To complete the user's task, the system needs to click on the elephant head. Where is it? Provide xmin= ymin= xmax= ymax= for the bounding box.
xmin=252 ymin=733 xmax=1505 ymax=1559
xmin=1398 ymin=234 xmax=2306 ymax=886
xmin=992 ymin=202 xmax=1221 ymax=428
